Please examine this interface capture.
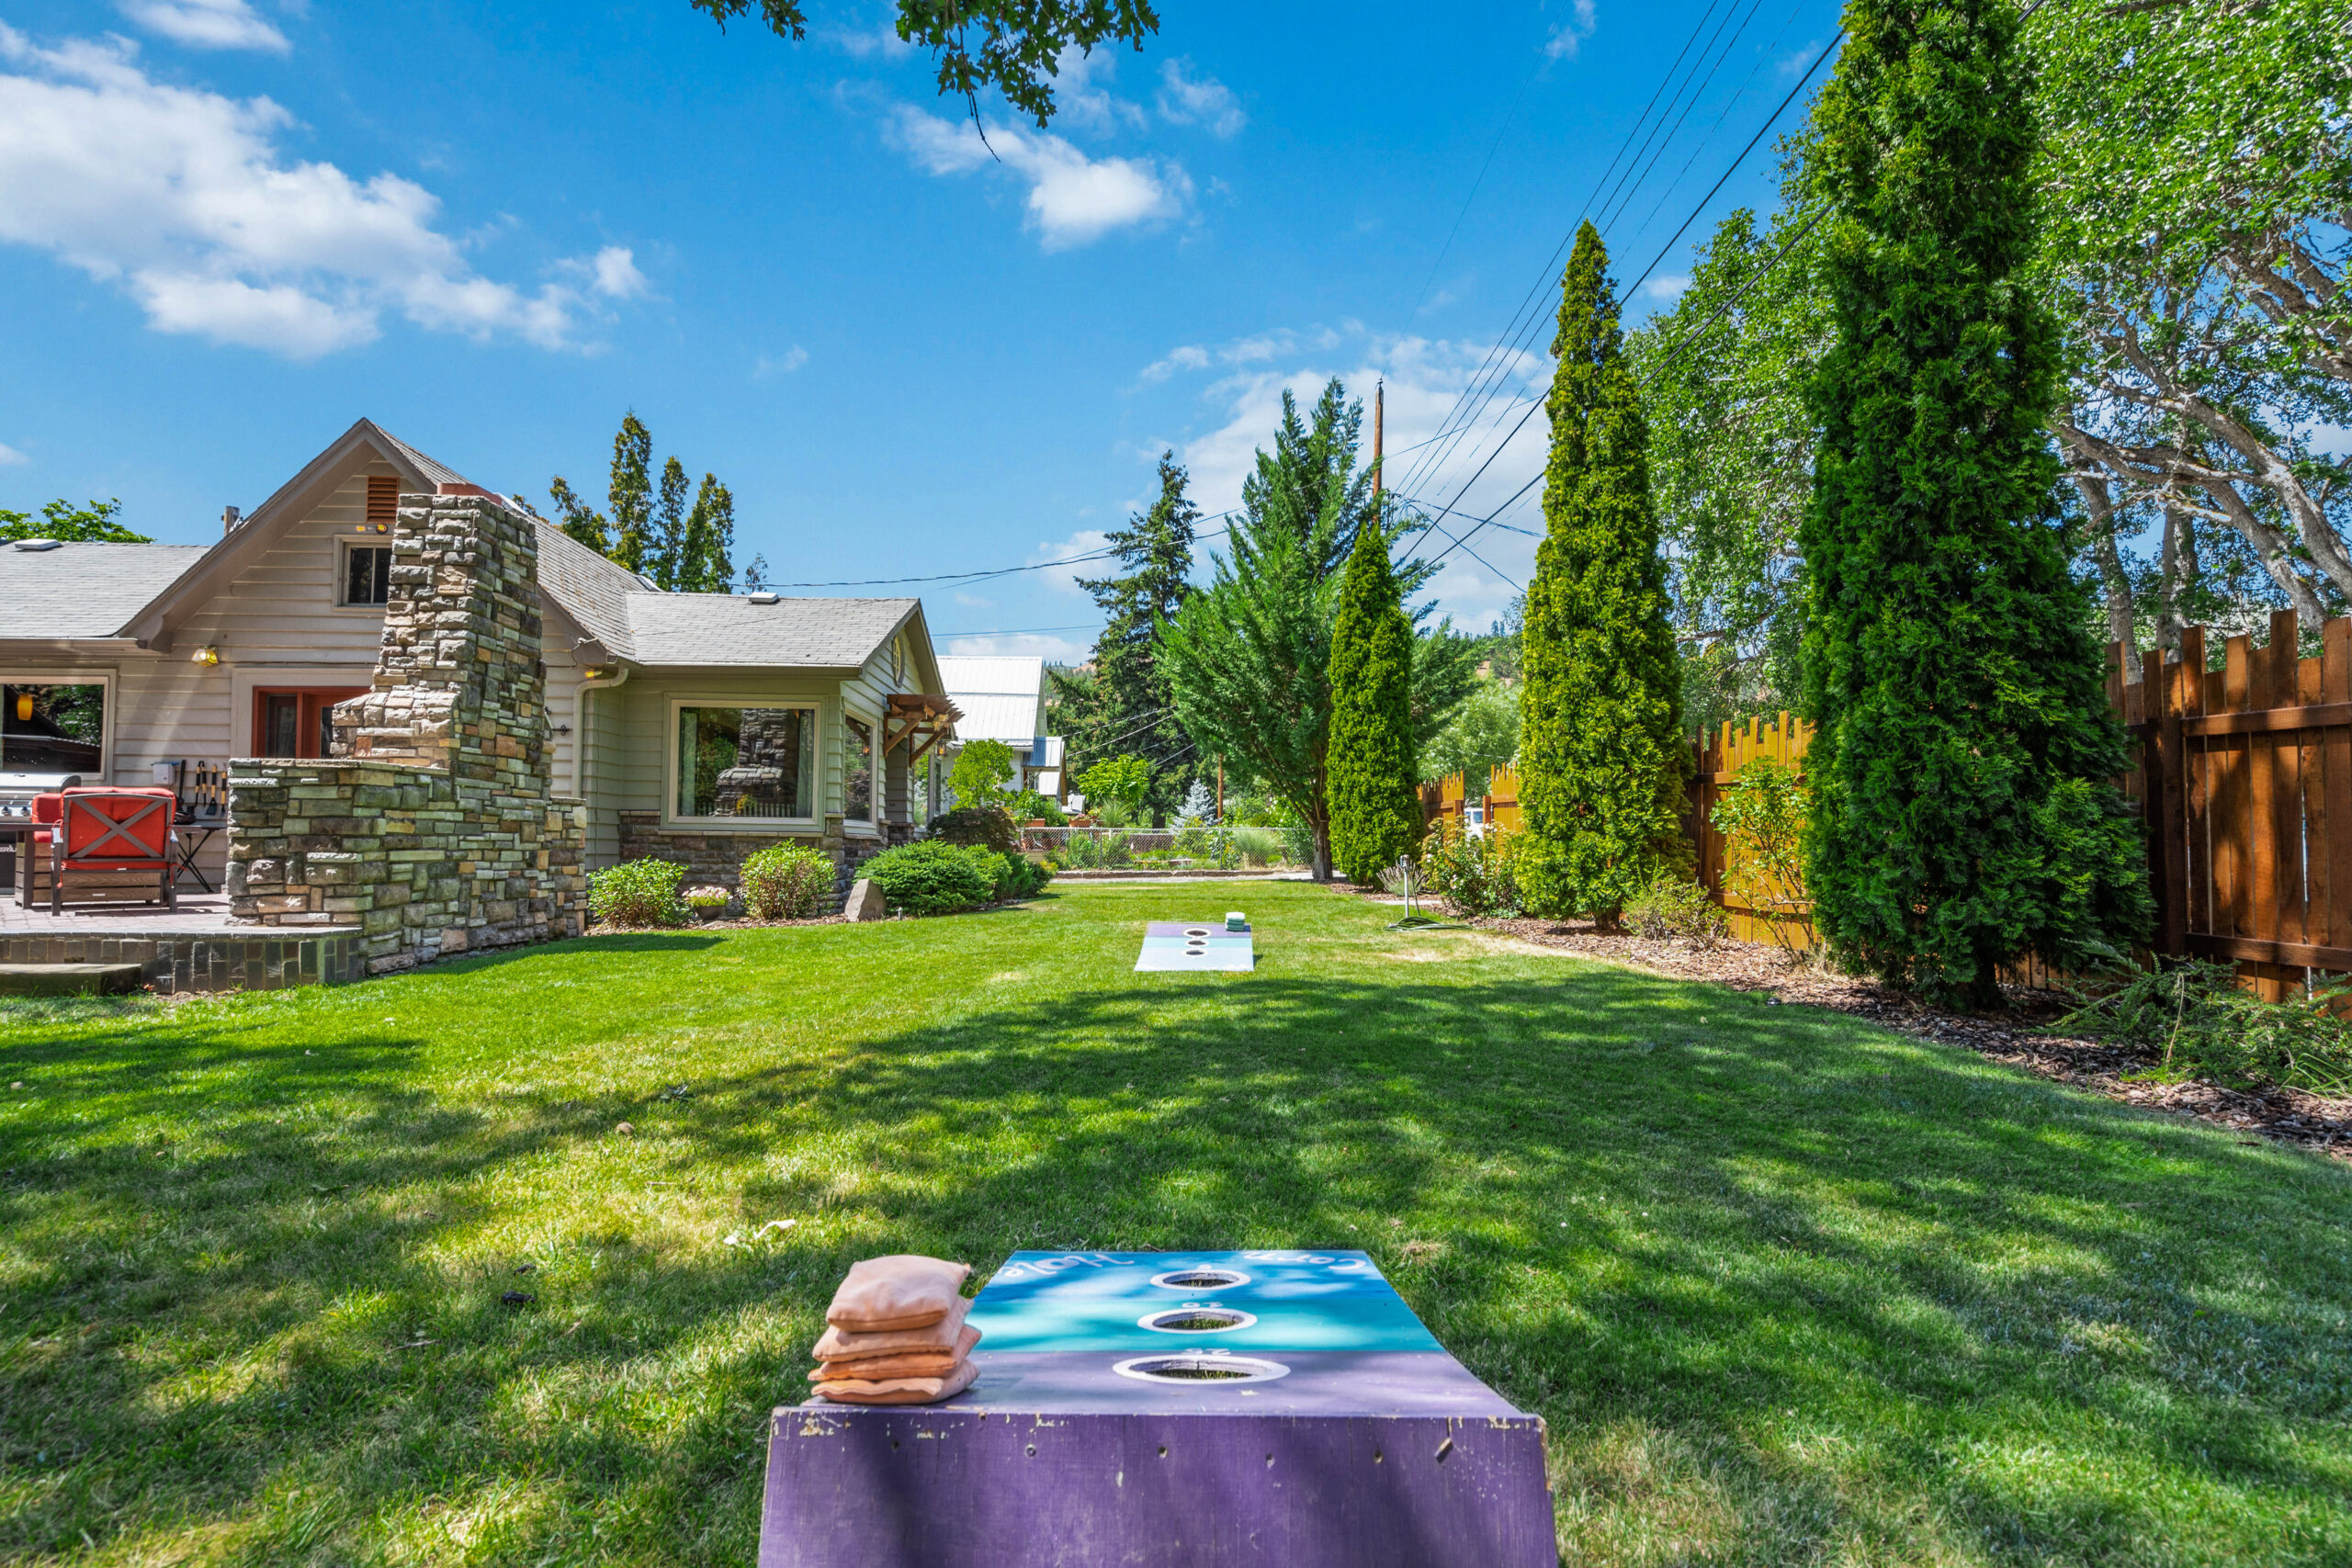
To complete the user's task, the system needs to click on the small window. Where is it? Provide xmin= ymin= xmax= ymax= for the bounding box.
xmin=844 ymin=714 xmax=875 ymax=824
xmin=675 ymin=705 xmax=816 ymax=819
xmin=343 ymin=545 xmax=391 ymax=606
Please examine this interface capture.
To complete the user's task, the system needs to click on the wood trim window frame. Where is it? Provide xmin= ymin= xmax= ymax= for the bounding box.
xmin=663 ymin=695 xmax=824 ymax=832
xmin=842 ymin=705 xmax=880 ymax=836
xmin=249 ymin=685 xmax=369 ymax=760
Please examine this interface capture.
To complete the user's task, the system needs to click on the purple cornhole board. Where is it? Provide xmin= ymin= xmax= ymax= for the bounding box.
xmin=760 ymin=1250 xmax=1554 ymax=1567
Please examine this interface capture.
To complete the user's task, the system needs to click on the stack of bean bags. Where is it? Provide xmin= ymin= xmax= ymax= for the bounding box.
xmin=810 ymin=1255 xmax=979 ymax=1404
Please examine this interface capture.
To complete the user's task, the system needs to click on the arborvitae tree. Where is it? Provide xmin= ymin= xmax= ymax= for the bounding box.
xmin=1327 ymin=519 xmax=1421 ymax=883
xmin=1516 ymin=221 xmax=1690 ymax=925
xmin=1802 ymin=0 xmax=2149 ymax=1006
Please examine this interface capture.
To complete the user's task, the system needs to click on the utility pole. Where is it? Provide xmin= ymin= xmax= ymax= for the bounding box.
xmin=1372 ymin=380 xmax=1384 ymax=507
xmin=1216 ymin=755 xmax=1224 ymax=821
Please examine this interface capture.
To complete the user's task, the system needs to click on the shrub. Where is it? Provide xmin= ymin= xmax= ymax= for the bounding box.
xmin=2054 ymin=960 xmax=2352 ymax=1097
xmin=928 ymin=805 xmax=1020 ymax=855
xmin=1228 ymin=826 xmax=1283 ymax=867
xmin=1422 ymin=823 xmax=1522 ymax=917
xmin=1060 ymin=831 xmax=1134 ymax=871
xmin=1623 ymin=874 xmax=1726 ymax=944
xmin=946 ymin=739 xmax=1017 ymax=808
xmin=1012 ymin=790 xmax=1069 ymax=826
xmin=589 ymin=857 xmax=688 ymax=928
xmin=861 ymin=840 xmax=995 ymax=915
xmin=1711 ymin=760 xmax=1812 ymax=953
xmin=740 ymin=842 xmax=833 ymax=920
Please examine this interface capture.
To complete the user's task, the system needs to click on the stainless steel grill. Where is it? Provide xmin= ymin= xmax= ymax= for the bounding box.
xmin=0 ymin=772 xmax=82 ymax=819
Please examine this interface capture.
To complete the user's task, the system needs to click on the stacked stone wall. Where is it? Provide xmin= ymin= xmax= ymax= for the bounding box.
xmin=226 ymin=493 xmax=588 ymax=973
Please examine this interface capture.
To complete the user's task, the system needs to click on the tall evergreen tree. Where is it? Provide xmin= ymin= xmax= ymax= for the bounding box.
xmin=1062 ymin=451 xmax=1200 ymax=811
xmin=649 ymin=457 xmax=692 ymax=589
xmin=1327 ymin=518 xmax=1421 ymax=883
xmin=679 ymin=475 xmax=736 ymax=592
xmin=607 ymin=413 xmax=654 ymax=576
xmin=1802 ymin=0 xmax=2148 ymax=1005
xmin=1517 ymin=221 xmax=1690 ymax=925
xmin=548 ymin=413 xmax=741 ymax=592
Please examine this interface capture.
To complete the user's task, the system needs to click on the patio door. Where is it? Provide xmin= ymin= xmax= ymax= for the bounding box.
xmin=251 ymin=688 xmax=367 ymax=759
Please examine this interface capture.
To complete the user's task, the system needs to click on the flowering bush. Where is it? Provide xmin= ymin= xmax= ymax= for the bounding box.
xmin=740 ymin=843 xmax=833 ymax=919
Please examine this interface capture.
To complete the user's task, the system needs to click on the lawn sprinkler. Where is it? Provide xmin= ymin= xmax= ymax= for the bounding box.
xmin=1380 ymin=856 xmax=1457 ymax=931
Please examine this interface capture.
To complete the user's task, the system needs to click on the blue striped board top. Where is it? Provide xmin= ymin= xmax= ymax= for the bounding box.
xmin=966 ymin=1249 xmax=1444 ymax=1353
xmin=1135 ymin=921 xmax=1255 ymax=972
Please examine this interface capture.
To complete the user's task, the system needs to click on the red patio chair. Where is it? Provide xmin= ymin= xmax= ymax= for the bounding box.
xmin=48 ymin=787 xmax=178 ymax=913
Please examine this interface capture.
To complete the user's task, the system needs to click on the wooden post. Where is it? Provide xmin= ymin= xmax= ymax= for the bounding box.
xmin=1372 ymin=381 xmax=1384 ymax=504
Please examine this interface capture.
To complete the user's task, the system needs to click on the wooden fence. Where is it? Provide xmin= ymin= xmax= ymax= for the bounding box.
xmin=1423 ymin=762 xmax=1522 ymax=838
xmin=1687 ymin=713 xmax=1815 ymax=948
xmin=1416 ymin=620 xmax=2352 ymax=996
xmin=2122 ymin=610 xmax=2352 ymax=998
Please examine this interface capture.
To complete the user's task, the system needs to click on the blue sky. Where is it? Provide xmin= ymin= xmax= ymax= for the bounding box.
xmin=0 ymin=0 xmax=1841 ymax=660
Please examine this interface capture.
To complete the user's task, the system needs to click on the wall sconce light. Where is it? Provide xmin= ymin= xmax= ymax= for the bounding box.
xmin=190 ymin=645 xmax=220 ymax=666
xmin=13 ymin=692 xmax=31 ymax=723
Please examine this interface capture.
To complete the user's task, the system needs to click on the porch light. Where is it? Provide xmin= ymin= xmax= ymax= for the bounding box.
xmin=190 ymin=645 xmax=220 ymax=666
xmin=13 ymin=693 xmax=30 ymax=722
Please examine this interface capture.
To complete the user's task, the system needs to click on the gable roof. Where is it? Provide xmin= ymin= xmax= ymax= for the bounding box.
xmin=531 ymin=520 xmax=649 ymax=659
xmin=937 ymin=654 xmax=1046 ymax=743
xmin=624 ymin=592 xmax=920 ymax=670
xmin=0 ymin=541 xmax=210 ymax=640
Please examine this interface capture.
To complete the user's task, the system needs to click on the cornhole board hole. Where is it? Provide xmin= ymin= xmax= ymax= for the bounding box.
xmin=759 ymin=1249 xmax=1553 ymax=1568
xmin=1135 ymin=920 xmax=1255 ymax=972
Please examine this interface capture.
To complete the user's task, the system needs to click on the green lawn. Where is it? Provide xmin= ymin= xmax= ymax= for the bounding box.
xmin=3 ymin=883 xmax=2347 ymax=1567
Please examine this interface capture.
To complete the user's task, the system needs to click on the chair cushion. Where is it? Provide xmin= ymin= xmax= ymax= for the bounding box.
xmin=60 ymin=788 xmax=175 ymax=863
xmin=29 ymin=793 xmax=62 ymax=824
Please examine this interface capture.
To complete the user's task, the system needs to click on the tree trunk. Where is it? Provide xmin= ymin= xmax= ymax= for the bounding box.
xmin=2071 ymin=469 xmax=2139 ymax=680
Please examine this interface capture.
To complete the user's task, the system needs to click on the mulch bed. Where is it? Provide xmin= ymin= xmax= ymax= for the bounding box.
xmin=1344 ymin=883 xmax=2352 ymax=1161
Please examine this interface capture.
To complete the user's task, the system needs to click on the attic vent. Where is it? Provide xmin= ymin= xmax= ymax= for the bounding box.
xmin=11 ymin=538 xmax=62 ymax=553
xmin=748 ymin=592 xmax=780 ymax=604
xmin=366 ymin=475 xmax=398 ymax=532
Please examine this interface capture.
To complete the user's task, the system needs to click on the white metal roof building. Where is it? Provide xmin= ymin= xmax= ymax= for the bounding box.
xmin=935 ymin=654 xmax=1065 ymax=797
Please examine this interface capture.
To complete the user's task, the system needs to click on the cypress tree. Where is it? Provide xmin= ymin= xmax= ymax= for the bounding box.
xmin=1327 ymin=519 xmax=1420 ymax=884
xmin=607 ymin=412 xmax=654 ymax=576
xmin=1802 ymin=0 xmax=2149 ymax=1006
xmin=1516 ymin=221 xmax=1690 ymax=925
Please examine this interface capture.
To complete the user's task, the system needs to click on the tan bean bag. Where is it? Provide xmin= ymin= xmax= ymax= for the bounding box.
xmin=812 ymin=1292 xmax=973 ymax=1361
xmin=810 ymin=1325 xmax=979 ymax=1382
xmin=825 ymin=1255 xmax=972 ymax=1332
xmin=813 ymin=1358 xmax=978 ymax=1405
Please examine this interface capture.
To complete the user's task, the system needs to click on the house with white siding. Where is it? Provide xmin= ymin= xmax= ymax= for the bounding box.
xmin=935 ymin=654 xmax=1066 ymax=801
xmin=0 ymin=419 xmax=957 ymax=890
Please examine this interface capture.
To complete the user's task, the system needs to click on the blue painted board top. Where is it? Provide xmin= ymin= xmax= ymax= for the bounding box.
xmin=967 ymin=1250 xmax=1445 ymax=1353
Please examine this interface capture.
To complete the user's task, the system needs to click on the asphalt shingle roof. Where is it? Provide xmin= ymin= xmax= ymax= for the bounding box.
xmin=0 ymin=541 xmax=209 ymax=639
xmin=531 ymin=522 xmax=647 ymax=658
xmin=622 ymin=592 xmax=916 ymax=669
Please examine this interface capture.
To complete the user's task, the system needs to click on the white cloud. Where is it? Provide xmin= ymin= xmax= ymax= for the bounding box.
xmin=0 ymin=441 xmax=27 ymax=465
xmin=827 ymin=23 xmax=914 ymax=61
xmin=887 ymin=106 xmax=1190 ymax=249
xmin=1644 ymin=274 xmax=1690 ymax=301
xmin=1031 ymin=529 xmax=1113 ymax=594
xmin=946 ymin=631 xmax=1093 ymax=662
xmin=1051 ymin=47 xmax=1148 ymax=134
xmin=1158 ymin=325 xmax=1553 ymax=632
xmin=1544 ymin=0 xmax=1598 ymax=61
xmin=119 ymin=0 xmax=287 ymax=53
xmin=754 ymin=345 xmax=809 ymax=377
xmin=1138 ymin=344 xmax=1210 ymax=381
xmin=951 ymin=591 xmax=993 ymax=608
xmin=1155 ymin=60 xmax=1244 ymax=138
xmin=0 ymin=28 xmax=637 ymax=357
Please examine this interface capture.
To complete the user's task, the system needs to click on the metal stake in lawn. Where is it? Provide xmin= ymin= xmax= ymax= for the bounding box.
xmin=1382 ymin=855 xmax=1458 ymax=931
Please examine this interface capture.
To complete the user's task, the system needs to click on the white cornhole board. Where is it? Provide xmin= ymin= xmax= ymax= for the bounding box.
xmin=1135 ymin=919 xmax=1256 ymax=972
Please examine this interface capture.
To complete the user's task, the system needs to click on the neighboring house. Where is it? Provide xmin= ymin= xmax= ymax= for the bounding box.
xmin=0 ymin=419 xmax=957 ymax=888
xmin=935 ymin=655 xmax=1066 ymax=805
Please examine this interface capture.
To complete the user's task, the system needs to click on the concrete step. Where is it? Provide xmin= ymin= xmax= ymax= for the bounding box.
xmin=0 ymin=962 xmax=144 ymax=998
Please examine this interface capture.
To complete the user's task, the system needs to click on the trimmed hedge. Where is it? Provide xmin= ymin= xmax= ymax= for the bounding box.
xmin=589 ymin=857 xmax=688 ymax=928
xmin=863 ymin=840 xmax=1052 ymax=915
